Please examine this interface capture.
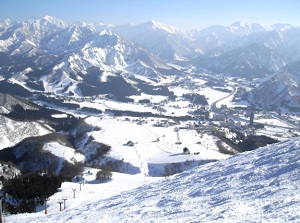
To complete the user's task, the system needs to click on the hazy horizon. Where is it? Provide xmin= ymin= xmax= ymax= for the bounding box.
xmin=0 ymin=0 xmax=300 ymax=30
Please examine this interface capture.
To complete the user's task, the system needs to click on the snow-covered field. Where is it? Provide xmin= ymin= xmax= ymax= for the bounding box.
xmin=43 ymin=142 xmax=85 ymax=173
xmin=5 ymin=137 xmax=300 ymax=223
xmin=1 ymin=15 xmax=300 ymax=223
xmin=84 ymin=116 xmax=228 ymax=176
xmin=65 ymin=81 xmax=298 ymax=143
xmin=1 ymin=75 xmax=300 ymax=222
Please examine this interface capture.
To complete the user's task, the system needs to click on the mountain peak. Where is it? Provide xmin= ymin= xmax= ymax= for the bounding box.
xmin=231 ymin=20 xmax=250 ymax=28
xmin=271 ymin=23 xmax=292 ymax=31
xmin=27 ymin=15 xmax=68 ymax=28
xmin=43 ymin=15 xmax=57 ymax=21
xmin=139 ymin=20 xmax=185 ymax=35
xmin=149 ymin=19 xmax=159 ymax=25
xmin=99 ymin=28 xmax=114 ymax=36
xmin=228 ymin=21 xmax=270 ymax=35
xmin=144 ymin=19 xmax=169 ymax=30
xmin=0 ymin=18 xmax=11 ymax=27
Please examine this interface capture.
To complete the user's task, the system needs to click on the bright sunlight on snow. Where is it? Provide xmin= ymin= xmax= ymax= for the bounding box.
xmin=5 ymin=137 xmax=300 ymax=223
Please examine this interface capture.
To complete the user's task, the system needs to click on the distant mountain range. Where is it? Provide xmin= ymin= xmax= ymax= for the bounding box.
xmin=0 ymin=16 xmax=300 ymax=110
xmin=249 ymin=60 xmax=300 ymax=111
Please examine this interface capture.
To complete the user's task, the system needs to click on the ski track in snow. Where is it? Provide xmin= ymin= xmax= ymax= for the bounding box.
xmin=5 ymin=137 xmax=300 ymax=223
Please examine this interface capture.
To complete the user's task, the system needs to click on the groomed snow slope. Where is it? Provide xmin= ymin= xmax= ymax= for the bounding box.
xmin=6 ymin=137 xmax=300 ymax=223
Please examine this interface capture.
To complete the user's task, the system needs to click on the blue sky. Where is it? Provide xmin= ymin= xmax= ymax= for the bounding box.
xmin=0 ymin=0 xmax=299 ymax=30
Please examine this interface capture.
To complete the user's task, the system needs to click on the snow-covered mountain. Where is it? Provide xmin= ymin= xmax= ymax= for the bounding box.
xmin=0 ymin=16 xmax=67 ymax=57
xmin=6 ymin=137 xmax=300 ymax=222
xmin=0 ymin=95 xmax=109 ymax=176
xmin=192 ymin=25 xmax=300 ymax=77
xmin=0 ymin=114 xmax=52 ymax=150
xmin=37 ymin=28 xmax=175 ymax=96
xmin=0 ymin=132 xmax=86 ymax=176
xmin=195 ymin=43 xmax=285 ymax=77
xmin=0 ymin=16 xmax=299 ymax=77
xmin=249 ymin=60 xmax=300 ymax=111
xmin=1 ymin=16 xmax=300 ymax=222
xmin=193 ymin=21 xmax=271 ymax=52
xmin=277 ymin=27 xmax=300 ymax=63
xmin=0 ymin=16 xmax=179 ymax=97
xmin=0 ymin=92 xmax=39 ymax=113
xmin=113 ymin=20 xmax=196 ymax=61
xmin=0 ymin=16 xmax=299 ymax=103
xmin=0 ymin=93 xmax=52 ymax=149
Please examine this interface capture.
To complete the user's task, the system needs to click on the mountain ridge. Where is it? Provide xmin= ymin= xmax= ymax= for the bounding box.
xmin=0 ymin=16 xmax=299 ymax=110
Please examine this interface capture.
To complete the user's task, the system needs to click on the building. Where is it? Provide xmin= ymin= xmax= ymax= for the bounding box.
xmin=213 ymin=114 xmax=226 ymax=121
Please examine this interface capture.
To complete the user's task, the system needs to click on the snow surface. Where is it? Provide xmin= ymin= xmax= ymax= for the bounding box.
xmin=5 ymin=137 xmax=300 ymax=223
xmin=0 ymin=115 xmax=52 ymax=150
xmin=43 ymin=142 xmax=85 ymax=173
xmin=82 ymin=116 xmax=227 ymax=177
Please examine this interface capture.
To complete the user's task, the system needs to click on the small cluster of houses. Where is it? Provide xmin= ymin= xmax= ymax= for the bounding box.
xmin=124 ymin=140 xmax=195 ymax=156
